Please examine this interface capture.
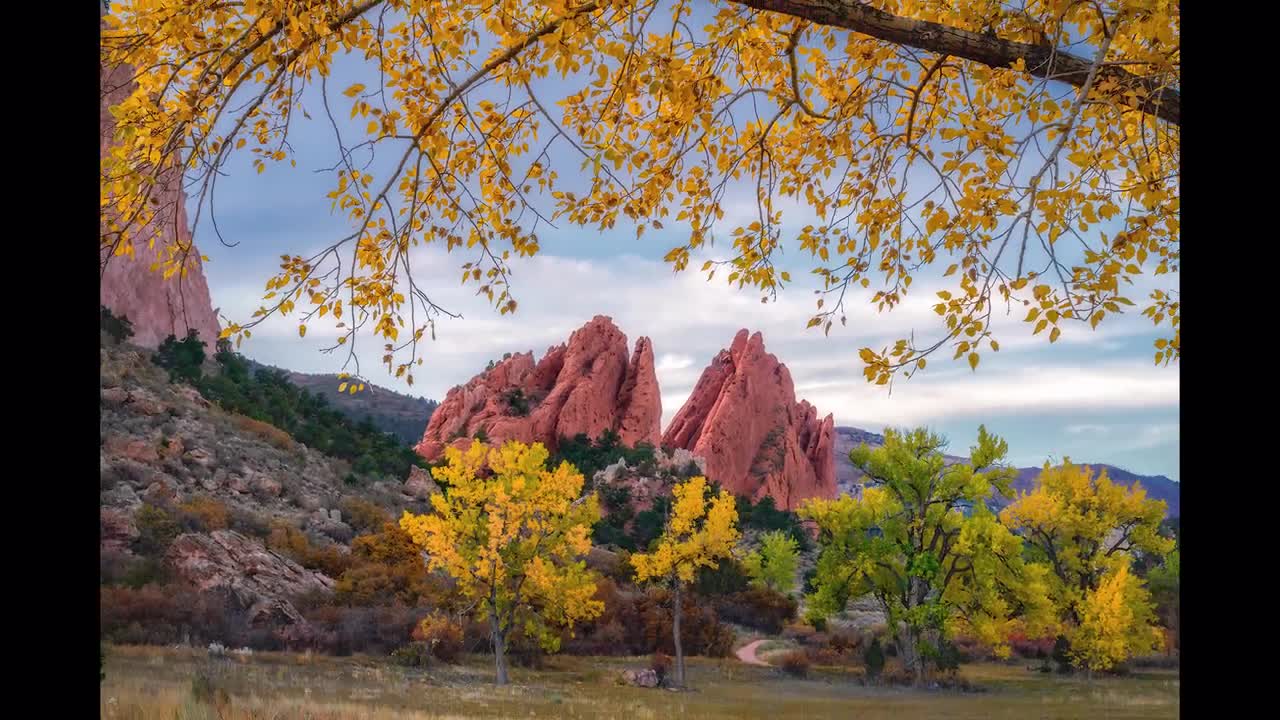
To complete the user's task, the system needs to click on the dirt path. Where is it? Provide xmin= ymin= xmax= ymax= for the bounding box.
xmin=735 ymin=639 xmax=770 ymax=667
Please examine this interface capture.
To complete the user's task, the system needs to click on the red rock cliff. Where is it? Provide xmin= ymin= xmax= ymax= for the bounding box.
xmin=416 ymin=316 xmax=662 ymax=460
xmin=662 ymin=330 xmax=836 ymax=510
xmin=100 ymin=7 xmax=221 ymax=348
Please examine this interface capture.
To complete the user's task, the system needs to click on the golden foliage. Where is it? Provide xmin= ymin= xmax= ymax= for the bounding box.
xmin=102 ymin=0 xmax=1178 ymax=384
xmin=399 ymin=440 xmax=603 ymax=653
xmin=631 ymin=476 xmax=740 ymax=585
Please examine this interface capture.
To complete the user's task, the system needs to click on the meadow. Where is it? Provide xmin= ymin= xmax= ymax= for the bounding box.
xmin=101 ymin=644 xmax=1179 ymax=720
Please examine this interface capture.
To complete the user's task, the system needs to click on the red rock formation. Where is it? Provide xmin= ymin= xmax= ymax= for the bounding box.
xmin=662 ymin=330 xmax=836 ymax=510
xmin=416 ymin=316 xmax=662 ymax=460
xmin=100 ymin=6 xmax=221 ymax=348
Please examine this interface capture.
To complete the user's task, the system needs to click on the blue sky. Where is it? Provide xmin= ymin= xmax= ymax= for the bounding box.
xmin=188 ymin=22 xmax=1179 ymax=482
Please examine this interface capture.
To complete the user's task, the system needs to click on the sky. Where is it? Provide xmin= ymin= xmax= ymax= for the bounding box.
xmin=185 ymin=18 xmax=1179 ymax=482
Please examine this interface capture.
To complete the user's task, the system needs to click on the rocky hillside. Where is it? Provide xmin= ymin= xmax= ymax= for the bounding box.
xmin=100 ymin=338 xmax=437 ymax=638
xmin=100 ymin=23 xmax=221 ymax=349
xmin=663 ymin=330 xmax=836 ymax=511
xmin=417 ymin=315 xmax=661 ymax=460
xmin=833 ymin=426 xmax=1180 ymax=517
xmin=244 ymin=359 xmax=438 ymax=446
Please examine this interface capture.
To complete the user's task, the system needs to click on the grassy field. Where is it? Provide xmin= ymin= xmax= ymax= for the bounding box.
xmin=101 ymin=645 xmax=1179 ymax=719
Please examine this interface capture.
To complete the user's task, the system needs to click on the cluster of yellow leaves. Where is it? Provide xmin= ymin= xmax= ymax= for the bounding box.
xmin=102 ymin=0 xmax=1178 ymax=385
xmin=398 ymin=440 xmax=603 ymax=649
xmin=1001 ymin=460 xmax=1172 ymax=668
xmin=1069 ymin=563 xmax=1163 ymax=671
xmin=630 ymin=476 xmax=740 ymax=585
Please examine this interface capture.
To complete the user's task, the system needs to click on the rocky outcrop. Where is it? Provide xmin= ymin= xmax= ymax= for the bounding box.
xmin=165 ymin=531 xmax=334 ymax=628
xmin=100 ymin=7 xmax=221 ymax=349
xmin=661 ymin=330 xmax=836 ymax=510
xmin=416 ymin=316 xmax=662 ymax=460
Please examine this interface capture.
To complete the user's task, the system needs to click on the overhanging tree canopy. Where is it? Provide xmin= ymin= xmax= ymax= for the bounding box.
xmin=101 ymin=0 xmax=1179 ymax=386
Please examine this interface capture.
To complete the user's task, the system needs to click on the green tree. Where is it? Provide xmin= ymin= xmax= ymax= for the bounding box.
xmin=742 ymin=530 xmax=800 ymax=595
xmin=152 ymin=330 xmax=206 ymax=384
xmin=801 ymin=426 xmax=1054 ymax=686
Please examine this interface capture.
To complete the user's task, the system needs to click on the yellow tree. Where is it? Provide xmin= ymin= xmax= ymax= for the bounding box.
xmin=399 ymin=440 xmax=603 ymax=685
xmin=1000 ymin=460 xmax=1172 ymax=673
xmin=101 ymin=1 xmax=1178 ymax=387
xmin=631 ymin=476 xmax=739 ymax=688
xmin=1070 ymin=562 xmax=1162 ymax=676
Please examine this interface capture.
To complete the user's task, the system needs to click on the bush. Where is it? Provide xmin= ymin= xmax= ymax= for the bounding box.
xmin=177 ymin=496 xmax=230 ymax=532
xmin=560 ymin=580 xmax=734 ymax=658
xmin=339 ymin=497 xmax=391 ymax=535
xmin=780 ymin=650 xmax=810 ymax=677
xmin=153 ymin=330 xmax=207 ymax=384
xmin=391 ymin=642 xmax=433 ymax=668
xmin=828 ymin=629 xmax=863 ymax=655
xmin=334 ymin=522 xmax=455 ymax=607
xmin=411 ymin=613 xmax=464 ymax=663
xmin=101 ymin=306 xmax=135 ymax=344
xmin=864 ymin=638 xmax=886 ymax=679
xmin=133 ymin=504 xmax=182 ymax=556
xmin=230 ymin=414 xmax=294 ymax=450
xmin=266 ymin=522 xmax=353 ymax=579
xmin=713 ymin=587 xmax=797 ymax=634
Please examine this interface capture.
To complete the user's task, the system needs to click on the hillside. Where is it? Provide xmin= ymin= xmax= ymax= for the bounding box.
xmin=833 ymin=426 xmax=1180 ymax=518
xmin=244 ymin=359 xmax=438 ymax=446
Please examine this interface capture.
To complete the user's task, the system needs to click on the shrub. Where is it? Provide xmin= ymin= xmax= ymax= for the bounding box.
xmin=266 ymin=522 xmax=353 ymax=579
xmin=828 ymin=629 xmax=863 ymax=655
xmin=177 ymin=496 xmax=230 ymax=532
xmin=339 ymin=497 xmax=391 ymax=535
xmin=101 ymin=306 xmax=135 ymax=344
xmin=230 ymin=414 xmax=294 ymax=450
xmin=153 ymin=330 xmax=207 ymax=384
xmin=694 ymin=557 xmax=751 ymax=596
xmin=391 ymin=642 xmax=433 ymax=668
xmin=806 ymin=647 xmax=843 ymax=666
xmin=227 ymin=507 xmax=272 ymax=538
xmin=334 ymin=522 xmax=456 ymax=607
xmin=1008 ymin=631 xmax=1055 ymax=660
xmin=713 ymin=587 xmax=797 ymax=634
xmin=503 ymin=388 xmax=530 ymax=416
xmin=780 ymin=650 xmax=810 ymax=677
xmin=411 ymin=612 xmax=464 ymax=663
xmin=133 ymin=504 xmax=181 ymax=556
xmin=864 ymin=638 xmax=886 ymax=679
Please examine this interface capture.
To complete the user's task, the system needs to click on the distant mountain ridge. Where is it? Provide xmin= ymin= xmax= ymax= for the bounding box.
xmin=243 ymin=360 xmax=438 ymax=446
xmin=833 ymin=426 xmax=1179 ymax=518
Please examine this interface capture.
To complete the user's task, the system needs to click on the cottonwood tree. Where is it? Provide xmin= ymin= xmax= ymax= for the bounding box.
xmin=631 ymin=475 xmax=739 ymax=688
xmin=101 ymin=1 xmax=1179 ymax=386
xmin=801 ymin=426 xmax=1055 ymax=686
xmin=399 ymin=440 xmax=603 ymax=685
xmin=742 ymin=529 xmax=800 ymax=594
xmin=1000 ymin=460 xmax=1172 ymax=674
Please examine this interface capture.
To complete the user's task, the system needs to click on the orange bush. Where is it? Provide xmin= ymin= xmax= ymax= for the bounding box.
xmin=411 ymin=612 xmax=464 ymax=662
xmin=178 ymin=496 xmax=230 ymax=531
xmin=231 ymin=414 xmax=294 ymax=450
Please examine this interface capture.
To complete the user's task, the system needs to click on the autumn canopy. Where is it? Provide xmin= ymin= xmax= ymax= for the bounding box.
xmin=101 ymin=0 xmax=1179 ymax=385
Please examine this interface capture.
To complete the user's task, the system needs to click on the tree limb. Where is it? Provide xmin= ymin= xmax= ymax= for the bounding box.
xmin=729 ymin=0 xmax=1179 ymax=125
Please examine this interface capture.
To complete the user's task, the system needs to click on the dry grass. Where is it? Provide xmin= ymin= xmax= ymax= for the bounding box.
xmin=101 ymin=644 xmax=1179 ymax=719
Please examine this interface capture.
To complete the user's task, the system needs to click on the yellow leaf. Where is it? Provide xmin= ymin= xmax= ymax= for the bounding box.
xmin=344 ymin=83 xmax=366 ymax=98
xmin=968 ymin=352 xmax=979 ymax=371
xmin=298 ymin=325 xmax=306 ymax=337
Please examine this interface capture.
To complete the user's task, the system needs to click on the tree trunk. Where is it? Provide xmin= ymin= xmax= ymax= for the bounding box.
xmin=672 ymin=581 xmax=686 ymax=689
xmin=490 ymin=613 xmax=509 ymax=686
xmin=728 ymin=0 xmax=1179 ymax=125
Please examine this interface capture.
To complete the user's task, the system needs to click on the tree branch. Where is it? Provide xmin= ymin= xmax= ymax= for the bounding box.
xmin=729 ymin=0 xmax=1179 ymax=125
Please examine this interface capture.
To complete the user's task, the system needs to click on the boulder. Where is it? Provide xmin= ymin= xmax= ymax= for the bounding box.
xmin=619 ymin=669 xmax=660 ymax=688
xmin=165 ymin=531 xmax=334 ymax=628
